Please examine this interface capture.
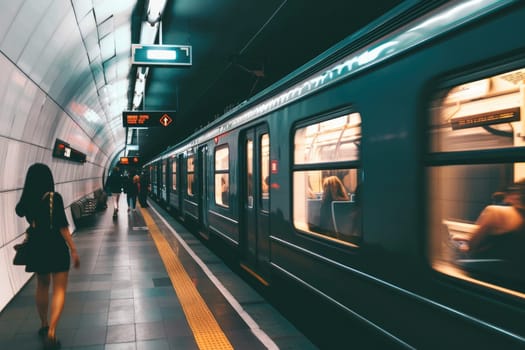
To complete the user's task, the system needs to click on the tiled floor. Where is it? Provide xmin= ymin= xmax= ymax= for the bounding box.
xmin=0 ymin=197 xmax=315 ymax=350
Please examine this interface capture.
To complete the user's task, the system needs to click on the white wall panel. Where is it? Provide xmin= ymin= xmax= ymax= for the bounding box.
xmin=0 ymin=0 xmax=122 ymax=312
xmin=0 ymin=190 xmax=24 ymax=245
xmin=22 ymin=90 xmax=47 ymax=140
xmin=0 ymin=1 xmax=23 ymax=44
xmin=0 ymin=246 xmax=16 ymax=311
xmin=1 ymin=69 xmax=26 ymax=136
xmin=18 ymin=0 xmax=70 ymax=76
xmin=0 ymin=55 xmax=15 ymax=126
xmin=10 ymin=80 xmax=38 ymax=139
xmin=1 ymin=0 xmax=53 ymax=60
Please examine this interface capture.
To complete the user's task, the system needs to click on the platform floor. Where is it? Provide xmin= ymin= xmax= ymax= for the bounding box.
xmin=0 ymin=196 xmax=315 ymax=349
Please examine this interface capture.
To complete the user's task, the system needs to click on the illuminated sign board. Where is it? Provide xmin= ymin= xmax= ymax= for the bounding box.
xmin=52 ymin=139 xmax=86 ymax=163
xmin=131 ymin=44 xmax=192 ymax=67
xmin=120 ymin=157 xmax=140 ymax=165
xmin=122 ymin=111 xmax=174 ymax=127
xmin=451 ymin=107 xmax=520 ymax=130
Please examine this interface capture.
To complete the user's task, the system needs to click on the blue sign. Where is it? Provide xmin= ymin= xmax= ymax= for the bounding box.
xmin=131 ymin=44 xmax=192 ymax=67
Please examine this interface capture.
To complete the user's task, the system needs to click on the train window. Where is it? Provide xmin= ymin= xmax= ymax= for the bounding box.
xmin=162 ymin=160 xmax=167 ymax=190
xmin=151 ymin=165 xmax=158 ymax=195
xmin=428 ymin=66 xmax=525 ymax=296
xmin=293 ymin=112 xmax=362 ymax=245
xmin=260 ymin=134 xmax=270 ymax=211
xmin=171 ymin=157 xmax=177 ymax=191
xmin=295 ymin=113 xmax=361 ymax=164
xmin=246 ymin=139 xmax=254 ymax=208
xmin=214 ymin=146 xmax=230 ymax=207
xmin=187 ymin=155 xmax=195 ymax=196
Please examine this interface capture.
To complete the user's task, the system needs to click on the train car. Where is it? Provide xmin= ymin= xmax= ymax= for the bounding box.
xmin=145 ymin=1 xmax=525 ymax=347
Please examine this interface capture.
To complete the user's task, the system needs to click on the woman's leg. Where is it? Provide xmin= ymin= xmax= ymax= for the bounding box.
xmin=114 ymin=193 xmax=120 ymax=210
xmin=36 ymin=273 xmax=51 ymax=328
xmin=47 ymin=271 xmax=69 ymax=339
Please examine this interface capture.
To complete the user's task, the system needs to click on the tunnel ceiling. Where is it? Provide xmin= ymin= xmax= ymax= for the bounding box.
xmin=136 ymin=0 xmax=404 ymax=161
xmin=3 ymin=1 xmax=403 ymax=164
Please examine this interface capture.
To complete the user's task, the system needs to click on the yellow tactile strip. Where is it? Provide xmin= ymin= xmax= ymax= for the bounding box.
xmin=141 ymin=208 xmax=234 ymax=350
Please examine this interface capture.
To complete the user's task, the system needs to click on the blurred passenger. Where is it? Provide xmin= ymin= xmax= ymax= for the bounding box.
xmin=138 ymin=171 xmax=149 ymax=208
xmin=15 ymin=163 xmax=80 ymax=349
xmin=106 ymin=166 xmax=123 ymax=217
xmin=462 ymin=181 xmax=525 ymax=266
xmin=221 ymin=176 xmax=229 ymax=206
xmin=319 ymin=176 xmax=349 ymax=235
xmin=262 ymin=175 xmax=270 ymax=195
xmin=491 ymin=191 xmax=508 ymax=206
xmin=349 ymin=184 xmax=362 ymax=238
xmin=126 ymin=175 xmax=140 ymax=212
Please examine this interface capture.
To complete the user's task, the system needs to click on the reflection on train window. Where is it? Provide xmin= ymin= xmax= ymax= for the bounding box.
xmin=162 ymin=160 xmax=167 ymax=193
xmin=246 ymin=139 xmax=253 ymax=208
xmin=150 ymin=165 xmax=157 ymax=195
xmin=428 ymin=67 xmax=525 ymax=296
xmin=295 ymin=113 xmax=361 ymax=164
xmin=293 ymin=113 xmax=362 ymax=245
xmin=215 ymin=146 xmax=230 ymax=207
xmin=260 ymin=133 xmax=270 ymax=211
xmin=187 ymin=155 xmax=195 ymax=196
xmin=171 ymin=158 xmax=177 ymax=191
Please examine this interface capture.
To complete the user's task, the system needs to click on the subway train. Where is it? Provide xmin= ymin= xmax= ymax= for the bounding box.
xmin=144 ymin=1 xmax=525 ymax=348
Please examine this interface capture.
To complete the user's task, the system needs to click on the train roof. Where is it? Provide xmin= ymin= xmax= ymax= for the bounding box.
xmin=145 ymin=0 xmax=514 ymax=166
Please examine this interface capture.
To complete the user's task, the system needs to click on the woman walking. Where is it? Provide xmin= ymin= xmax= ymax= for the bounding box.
xmin=15 ymin=163 xmax=80 ymax=349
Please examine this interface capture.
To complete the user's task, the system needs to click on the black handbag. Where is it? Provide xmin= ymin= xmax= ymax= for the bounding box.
xmin=13 ymin=192 xmax=54 ymax=266
xmin=13 ymin=238 xmax=29 ymax=265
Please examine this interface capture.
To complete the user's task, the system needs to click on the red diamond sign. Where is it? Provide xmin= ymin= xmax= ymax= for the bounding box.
xmin=160 ymin=114 xmax=173 ymax=127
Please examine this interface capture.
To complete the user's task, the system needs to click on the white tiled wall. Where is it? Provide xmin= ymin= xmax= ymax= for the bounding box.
xmin=0 ymin=0 xmax=119 ymax=312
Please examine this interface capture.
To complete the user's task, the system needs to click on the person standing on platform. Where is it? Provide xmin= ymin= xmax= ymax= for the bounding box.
xmin=106 ymin=166 xmax=123 ymax=217
xmin=15 ymin=163 xmax=80 ymax=349
xmin=126 ymin=174 xmax=140 ymax=212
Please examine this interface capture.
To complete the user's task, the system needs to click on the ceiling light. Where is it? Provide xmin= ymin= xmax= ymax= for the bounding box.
xmin=146 ymin=0 xmax=167 ymax=25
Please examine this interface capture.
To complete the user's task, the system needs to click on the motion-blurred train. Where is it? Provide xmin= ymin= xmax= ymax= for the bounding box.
xmin=144 ymin=1 xmax=525 ymax=347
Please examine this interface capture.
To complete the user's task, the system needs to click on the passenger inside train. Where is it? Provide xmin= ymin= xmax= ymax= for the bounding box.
xmin=455 ymin=182 xmax=525 ymax=264
xmin=429 ymin=66 xmax=525 ymax=292
xmin=221 ymin=176 xmax=229 ymax=206
xmin=319 ymin=176 xmax=349 ymax=236
xmin=293 ymin=112 xmax=362 ymax=245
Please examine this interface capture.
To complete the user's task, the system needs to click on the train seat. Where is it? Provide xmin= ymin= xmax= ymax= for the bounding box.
xmin=307 ymin=199 xmax=322 ymax=229
xmin=442 ymin=219 xmax=525 ymax=285
xmin=331 ymin=201 xmax=356 ymax=236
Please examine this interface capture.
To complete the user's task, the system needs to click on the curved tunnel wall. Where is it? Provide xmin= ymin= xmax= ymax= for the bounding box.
xmin=0 ymin=1 xmax=123 ymax=311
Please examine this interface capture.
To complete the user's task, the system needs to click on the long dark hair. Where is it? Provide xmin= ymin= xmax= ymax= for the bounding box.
xmin=16 ymin=163 xmax=55 ymax=218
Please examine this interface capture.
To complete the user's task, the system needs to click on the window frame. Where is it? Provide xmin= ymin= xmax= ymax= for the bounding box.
xmin=171 ymin=156 xmax=177 ymax=192
xmin=214 ymin=144 xmax=230 ymax=208
xmin=187 ymin=153 xmax=195 ymax=197
xmin=425 ymin=59 xmax=525 ymax=297
xmin=291 ymin=108 xmax=362 ymax=247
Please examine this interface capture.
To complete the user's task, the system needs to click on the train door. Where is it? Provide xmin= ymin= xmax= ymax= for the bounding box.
xmin=162 ymin=158 xmax=169 ymax=204
xmin=197 ymin=145 xmax=209 ymax=236
xmin=241 ymin=125 xmax=271 ymax=284
xmin=177 ymin=154 xmax=184 ymax=216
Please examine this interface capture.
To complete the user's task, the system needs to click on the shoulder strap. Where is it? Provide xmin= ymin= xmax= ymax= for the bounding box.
xmin=41 ymin=192 xmax=54 ymax=229
xmin=49 ymin=192 xmax=54 ymax=229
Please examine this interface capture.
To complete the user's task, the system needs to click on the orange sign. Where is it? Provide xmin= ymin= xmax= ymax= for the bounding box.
xmin=160 ymin=114 xmax=173 ymax=127
xmin=122 ymin=111 xmax=175 ymax=127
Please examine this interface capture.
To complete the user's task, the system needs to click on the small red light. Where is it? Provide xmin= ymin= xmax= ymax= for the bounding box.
xmin=271 ymin=160 xmax=278 ymax=174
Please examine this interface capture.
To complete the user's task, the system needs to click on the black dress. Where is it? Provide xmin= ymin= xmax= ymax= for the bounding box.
xmin=25 ymin=192 xmax=70 ymax=274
